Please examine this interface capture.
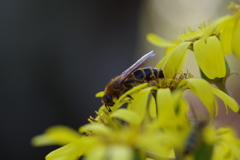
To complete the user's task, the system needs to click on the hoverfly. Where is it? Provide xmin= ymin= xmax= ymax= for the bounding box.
xmin=183 ymin=121 xmax=208 ymax=155
xmin=102 ymin=51 xmax=164 ymax=109
xmin=183 ymin=107 xmax=209 ymax=156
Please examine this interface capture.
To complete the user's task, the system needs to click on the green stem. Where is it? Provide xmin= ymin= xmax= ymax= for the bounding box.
xmin=214 ymin=81 xmax=230 ymax=96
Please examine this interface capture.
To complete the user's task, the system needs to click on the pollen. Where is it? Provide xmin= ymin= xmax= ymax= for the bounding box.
xmin=188 ymin=26 xmax=194 ymax=32
xmin=198 ymin=21 xmax=207 ymax=30
xmin=88 ymin=106 xmax=111 ymax=124
xmin=155 ymin=72 xmax=193 ymax=90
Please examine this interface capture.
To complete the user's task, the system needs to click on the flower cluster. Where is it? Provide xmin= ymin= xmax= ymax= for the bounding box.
xmin=147 ymin=2 xmax=240 ymax=81
xmin=32 ymin=2 xmax=240 ymax=160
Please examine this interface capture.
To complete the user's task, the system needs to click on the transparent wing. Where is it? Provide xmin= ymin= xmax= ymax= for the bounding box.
xmin=116 ymin=50 xmax=155 ymax=86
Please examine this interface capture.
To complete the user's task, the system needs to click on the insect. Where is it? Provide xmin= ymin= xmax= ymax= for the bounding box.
xmin=183 ymin=121 xmax=207 ymax=155
xmin=102 ymin=51 xmax=164 ymax=109
xmin=183 ymin=107 xmax=209 ymax=156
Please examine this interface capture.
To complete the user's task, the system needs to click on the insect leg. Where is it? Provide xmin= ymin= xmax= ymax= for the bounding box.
xmin=105 ymin=104 xmax=112 ymax=112
xmin=126 ymin=95 xmax=133 ymax=100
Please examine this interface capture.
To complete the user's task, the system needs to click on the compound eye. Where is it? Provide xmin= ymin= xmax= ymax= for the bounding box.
xmin=102 ymin=94 xmax=113 ymax=104
xmin=104 ymin=94 xmax=112 ymax=101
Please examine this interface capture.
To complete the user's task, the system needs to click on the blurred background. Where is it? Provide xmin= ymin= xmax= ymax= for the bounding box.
xmin=0 ymin=0 xmax=239 ymax=159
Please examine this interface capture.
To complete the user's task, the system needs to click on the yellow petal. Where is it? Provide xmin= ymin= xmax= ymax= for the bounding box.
xmin=220 ymin=16 xmax=237 ymax=55
xmin=156 ymin=89 xmax=189 ymax=130
xmin=214 ymin=126 xmax=240 ymax=159
xmin=84 ymin=144 xmax=106 ymax=160
xmin=143 ymin=131 xmax=183 ymax=158
xmin=178 ymin=29 xmax=202 ymax=41
xmin=202 ymin=126 xmax=216 ymax=145
xmin=164 ymin=40 xmax=182 ymax=55
xmin=31 ymin=134 xmax=57 ymax=147
xmin=182 ymin=79 xmax=215 ymax=118
xmin=174 ymin=97 xmax=189 ymax=126
xmin=215 ymin=15 xmax=232 ymax=35
xmin=46 ymin=137 xmax=96 ymax=160
xmin=193 ymin=37 xmax=226 ymax=79
xmin=212 ymin=142 xmax=233 ymax=160
xmin=149 ymin=96 xmax=157 ymax=118
xmin=31 ymin=125 xmax=81 ymax=146
xmin=213 ymin=95 xmax=219 ymax=116
xmin=129 ymin=86 xmax=157 ymax=122
xmin=202 ymin=20 xmax=219 ymax=40
xmin=115 ymin=83 xmax=149 ymax=106
xmin=232 ymin=19 xmax=240 ymax=61
xmin=113 ymin=100 xmax=131 ymax=112
xmin=79 ymin=123 xmax=112 ymax=137
xmin=155 ymin=51 xmax=171 ymax=69
xmin=210 ymin=86 xmax=239 ymax=113
xmin=156 ymin=88 xmax=176 ymax=127
xmin=146 ymin=33 xmax=175 ymax=47
xmin=163 ymin=42 xmax=191 ymax=79
xmin=193 ymin=39 xmax=212 ymax=78
xmin=95 ymin=91 xmax=104 ymax=97
xmin=206 ymin=36 xmax=226 ymax=78
xmin=156 ymin=88 xmax=172 ymax=116
xmin=110 ymin=109 xmax=142 ymax=127
xmin=107 ymin=145 xmax=134 ymax=160
xmin=144 ymin=136 xmax=175 ymax=158
xmin=212 ymin=126 xmax=240 ymax=159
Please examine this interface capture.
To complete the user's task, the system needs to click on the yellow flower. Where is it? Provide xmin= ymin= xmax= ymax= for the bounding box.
xmin=193 ymin=37 xmax=226 ymax=79
xmin=38 ymin=88 xmax=192 ymax=160
xmin=44 ymin=111 xmax=179 ymax=160
xmin=148 ymin=3 xmax=240 ymax=79
xmin=96 ymin=71 xmax=238 ymax=121
xmin=216 ymin=2 xmax=240 ymax=60
xmin=179 ymin=78 xmax=239 ymax=117
xmin=211 ymin=127 xmax=240 ymax=160
xmin=146 ymin=2 xmax=240 ymax=81
xmin=88 ymin=105 xmax=112 ymax=125
xmin=32 ymin=75 xmax=239 ymax=160
xmin=183 ymin=125 xmax=240 ymax=160
xmin=147 ymin=23 xmax=226 ymax=80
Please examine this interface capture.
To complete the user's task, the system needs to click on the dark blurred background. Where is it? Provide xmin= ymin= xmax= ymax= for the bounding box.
xmin=1 ymin=0 xmax=240 ymax=160
xmin=0 ymin=1 xmax=144 ymax=159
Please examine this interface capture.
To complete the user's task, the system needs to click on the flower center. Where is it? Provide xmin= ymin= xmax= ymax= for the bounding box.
xmin=155 ymin=72 xmax=193 ymax=91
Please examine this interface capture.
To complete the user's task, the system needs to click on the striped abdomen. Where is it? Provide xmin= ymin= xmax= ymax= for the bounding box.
xmin=123 ymin=67 xmax=164 ymax=88
xmin=183 ymin=121 xmax=207 ymax=155
xmin=132 ymin=67 xmax=164 ymax=80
